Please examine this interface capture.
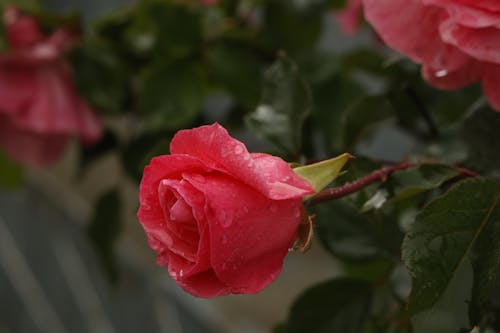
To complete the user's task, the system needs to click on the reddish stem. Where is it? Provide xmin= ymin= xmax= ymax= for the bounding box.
xmin=310 ymin=162 xmax=416 ymax=205
xmin=309 ymin=161 xmax=479 ymax=205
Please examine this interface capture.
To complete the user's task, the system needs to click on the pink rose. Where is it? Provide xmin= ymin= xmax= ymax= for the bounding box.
xmin=336 ymin=0 xmax=363 ymax=35
xmin=0 ymin=7 xmax=103 ymax=167
xmin=363 ymin=0 xmax=500 ymax=111
xmin=137 ymin=123 xmax=314 ymax=298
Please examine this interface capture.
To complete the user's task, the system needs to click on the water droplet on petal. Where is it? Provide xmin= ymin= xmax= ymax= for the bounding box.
xmin=293 ymin=207 xmax=301 ymax=218
xmin=242 ymin=206 xmax=249 ymax=213
xmin=179 ymin=269 xmax=184 ymax=278
xmin=221 ymin=263 xmax=227 ymax=271
xmin=435 ymin=69 xmax=448 ymax=78
xmin=218 ymin=211 xmax=233 ymax=227
xmin=234 ymin=145 xmax=244 ymax=155
xmin=282 ymin=176 xmax=291 ymax=182
xmin=142 ymin=203 xmax=152 ymax=211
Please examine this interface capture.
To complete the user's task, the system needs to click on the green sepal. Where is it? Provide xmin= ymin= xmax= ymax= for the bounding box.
xmin=293 ymin=153 xmax=353 ymax=199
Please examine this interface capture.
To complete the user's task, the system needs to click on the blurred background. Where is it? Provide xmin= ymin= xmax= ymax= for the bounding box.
xmin=1 ymin=0 xmax=497 ymax=332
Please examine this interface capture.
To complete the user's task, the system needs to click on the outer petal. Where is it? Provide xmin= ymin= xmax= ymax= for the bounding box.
xmin=439 ymin=16 xmax=500 ymax=64
xmin=422 ymin=58 xmax=483 ymax=90
xmin=170 ymin=123 xmax=314 ymax=200
xmin=424 ymin=0 xmax=500 ymax=28
xmin=0 ymin=64 xmax=36 ymax=115
xmin=12 ymin=63 xmax=103 ymax=144
xmin=0 ymin=115 xmax=67 ymax=166
xmin=363 ymin=0 xmax=469 ymax=71
xmin=4 ymin=6 xmax=44 ymax=49
xmin=482 ymin=63 xmax=500 ymax=111
xmin=186 ymin=173 xmax=302 ymax=294
xmin=138 ymin=155 xmax=210 ymax=233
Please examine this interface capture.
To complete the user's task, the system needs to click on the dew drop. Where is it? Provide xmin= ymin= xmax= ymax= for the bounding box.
xmin=293 ymin=207 xmax=301 ymax=218
xmin=435 ymin=69 xmax=448 ymax=78
xmin=179 ymin=269 xmax=184 ymax=278
xmin=282 ymin=176 xmax=291 ymax=182
xmin=221 ymin=263 xmax=227 ymax=271
xmin=142 ymin=203 xmax=152 ymax=211
xmin=218 ymin=211 xmax=233 ymax=228
xmin=234 ymin=145 xmax=244 ymax=155
xmin=242 ymin=206 xmax=249 ymax=213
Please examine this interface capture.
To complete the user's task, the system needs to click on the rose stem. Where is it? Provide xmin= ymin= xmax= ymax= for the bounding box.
xmin=309 ymin=161 xmax=479 ymax=205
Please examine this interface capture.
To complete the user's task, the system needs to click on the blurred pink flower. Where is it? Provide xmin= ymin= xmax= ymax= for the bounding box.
xmin=0 ymin=7 xmax=103 ymax=167
xmin=364 ymin=0 xmax=500 ymax=111
xmin=336 ymin=0 xmax=363 ymax=35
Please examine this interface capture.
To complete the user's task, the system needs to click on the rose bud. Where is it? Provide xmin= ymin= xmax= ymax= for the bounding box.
xmin=0 ymin=6 xmax=103 ymax=167
xmin=137 ymin=123 xmax=315 ymax=298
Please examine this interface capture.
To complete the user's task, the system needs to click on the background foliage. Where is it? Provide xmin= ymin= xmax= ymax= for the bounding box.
xmin=1 ymin=0 xmax=499 ymax=332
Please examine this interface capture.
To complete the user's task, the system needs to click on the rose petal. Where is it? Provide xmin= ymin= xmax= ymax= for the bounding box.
xmin=336 ymin=0 xmax=363 ymax=35
xmin=138 ymin=154 xmax=210 ymax=237
xmin=424 ymin=0 xmax=500 ymax=28
xmin=185 ymin=173 xmax=302 ymax=294
xmin=4 ymin=7 xmax=44 ymax=49
xmin=0 ymin=115 xmax=68 ymax=166
xmin=422 ymin=58 xmax=483 ymax=90
xmin=0 ymin=64 xmax=36 ymax=115
xmin=439 ymin=15 xmax=500 ymax=64
xmin=177 ymin=270 xmax=230 ymax=298
xmin=170 ymin=123 xmax=314 ymax=200
xmin=363 ymin=0 xmax=469 ymax=71
xmin=11 ymin=63 xmax=103 ymax=144
xmin=482 ymin=63 xmax=500 ymax=111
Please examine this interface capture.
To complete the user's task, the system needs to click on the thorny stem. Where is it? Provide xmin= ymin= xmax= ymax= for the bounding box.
xmin=309 ymin=161 xmax=479 ymax=205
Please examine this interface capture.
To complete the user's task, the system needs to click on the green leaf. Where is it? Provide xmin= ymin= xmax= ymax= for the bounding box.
xmin=206 ymin=44 xmax=261 ymax=109
xmin=287 ymin=278 xmax=372 ymax=333
xmin=0 ymin=150 xmax=23 ymax=188
xmin=246 ymin=55 xmax=312 ymax=155
xmin=462 ymin=104 xmax=500 ymax=175
xmin=144 ymin=1 xmax=202 ymax=58
xmin=70 ymin=43 xmax=129 ymax=114
xmin=140 ymin=61 xmax=206 ymax=131
xmin=314 ymin=200 xmax=403 ymax=261
xmin=388 ymin=164 xmax=460 ymax=203
xmin=402 ymin=178 xmax=500 ymax=332
xmin=293 ymin=153 xmax=352 ymax=198
xmin=263 ymin=0 xmax=322 ymax=54
xmin=341 ymin=95 xmax=394 ymax=149
xmin=87 ymin=189 xmax=122 ymax=284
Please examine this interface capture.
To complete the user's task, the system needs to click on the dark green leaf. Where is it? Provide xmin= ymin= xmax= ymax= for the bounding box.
xmin=120 ymin=134 xmax=170 ymax=182
xmin=388 ymin=164 xmax=460 ymax=203
xmin=262 ymin=0 xmax=322 ymax=54
xmin=70 ymin=43 xmax=129 ymax=113
xmin=402 ymin=178 xmax=500 ymax=332
xmin=0 ymin=150 xmax=23 ymax=189
xmin=462 ymin=105 xmax=500 ymax=175
xmin=246 ymin=55 xmax=312 ymax=155
xmin=146 ymin=1 xmax=202 ymax=58
xmin=287 ymin=278 xmax=372 ymax=333
xmin=341 ymin=95 xmax=394 ymax=149
xmin=314 ymin=200 xmax=402 ymax=261
xmin=87 ymin=189 xmax=122 ymax=284
xmin=140 ymin=61 xmax=206 ymax=131
xmin=206 ymin=44 xmax=262 ymax=109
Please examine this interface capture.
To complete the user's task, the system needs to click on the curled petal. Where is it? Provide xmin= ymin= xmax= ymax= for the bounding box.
xmin=170 ymin=123 xmax=314 ymax=200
